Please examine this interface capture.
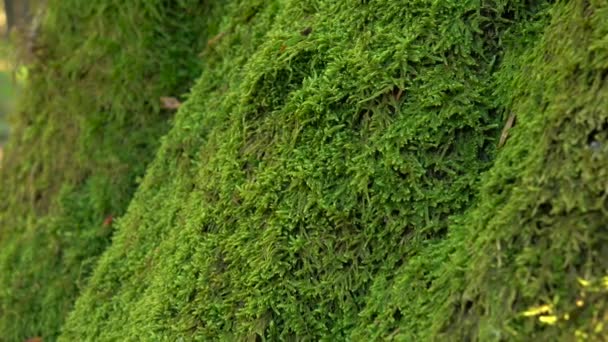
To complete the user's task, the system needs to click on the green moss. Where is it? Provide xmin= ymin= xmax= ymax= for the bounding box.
xmin=2 ymin=0 xmax=608 ymax=341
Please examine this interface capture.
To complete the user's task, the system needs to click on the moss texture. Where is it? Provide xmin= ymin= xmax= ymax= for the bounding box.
xmin=1 ymin=0 xmax=608 ymax=341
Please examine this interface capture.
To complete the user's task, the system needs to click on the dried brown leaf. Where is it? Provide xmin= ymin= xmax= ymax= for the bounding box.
xmin=103 ymin=215 xmax=113 ymax=227
xmin=25 ymin=338 xmax=42 ymax=342
xmin=160 ymin=96 xmax=181 ymax=110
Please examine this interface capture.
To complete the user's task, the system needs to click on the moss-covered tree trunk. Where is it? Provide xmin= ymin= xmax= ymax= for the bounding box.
xmin=1 ymin=0 xmax=608 ymax=341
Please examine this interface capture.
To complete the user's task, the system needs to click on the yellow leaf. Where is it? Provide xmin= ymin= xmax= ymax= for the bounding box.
xmin=564 ymin=313 xmax=570 ymax=320
xmin=602 ymin=276 xmax=608 ymax=289
xmin=576 ymin=299 xmax=584 ymax=307
xmin=578 ymin=278 xmax=591 ymax=287
xmin=539 ymin=315 xmax=558 ymax=325
xmin=523 ymin=304 xmax=552 ymax=317
xmin=575 ymin=330 xmax=589 ymax=339
xmin=595 ymin=322 xmax=604 ymax=334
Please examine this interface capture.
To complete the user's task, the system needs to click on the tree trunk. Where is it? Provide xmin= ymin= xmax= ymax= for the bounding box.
xmin=3 ymin=0 xmax=29 ymax=37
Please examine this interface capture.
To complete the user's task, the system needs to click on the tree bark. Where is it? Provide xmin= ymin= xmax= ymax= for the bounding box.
xmin=4 ymin=0 xmax=29 ymax=37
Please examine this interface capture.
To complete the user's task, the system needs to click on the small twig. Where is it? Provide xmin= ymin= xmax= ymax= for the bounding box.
xmin=395 ymin=88 xmax=403 ymax=101
xmin=207 ymin=31 xmax=227 ymax=48
xmin=496 ymin=240 xmax=502 ymax=268
xmin=498 ymin=112 xmax=516 ymax=148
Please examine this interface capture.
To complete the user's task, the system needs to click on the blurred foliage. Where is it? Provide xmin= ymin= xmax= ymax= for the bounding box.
xmin=0 ymin=42 xmax=15 ymax=145
xmin=0 ymin=0 xmax=215 ymax=339
xmin=0 ymin=0 xmax=53 ymax=146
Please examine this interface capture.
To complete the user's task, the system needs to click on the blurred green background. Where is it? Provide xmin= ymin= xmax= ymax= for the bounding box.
xmin=0 ymin=2 xmax=23 ymax=154
xmin=0 ymin=54 xmax=15 ymax=146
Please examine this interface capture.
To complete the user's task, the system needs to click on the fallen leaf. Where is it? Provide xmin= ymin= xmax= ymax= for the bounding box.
xmin=522 ymin=304 xmax=552 ymax=317
xmin=160 ymin=96 xmax=181 ymax=110
xmin=538 ymin=315 xmax=558 ymax=325
xmin=25 ymin=337 xmax=42 ymax=342
xmin=103 ymin=215 xmax=113 ymax=227
xmin=498 ymin=113 xmax=516 ymax=148
xmin=595 ymin=322 xmax=604 ymax=334
xmin=577 ymin=277 xmax=591 ymax=287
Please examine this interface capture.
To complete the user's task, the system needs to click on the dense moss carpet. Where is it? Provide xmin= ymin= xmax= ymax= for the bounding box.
xmin=1 ymin=0 xmax=608 ymax=340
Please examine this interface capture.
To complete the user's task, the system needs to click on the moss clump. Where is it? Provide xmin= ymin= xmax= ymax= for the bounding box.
xmin=0 ymin=0 xmax=216 ymax=340
xmin=2 ymin=0 xmax=608 ymax=340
